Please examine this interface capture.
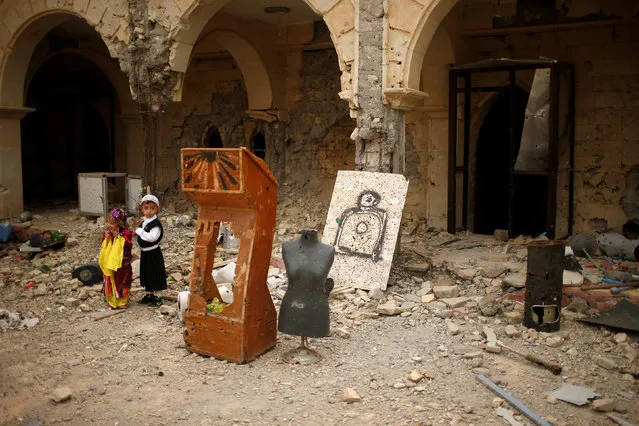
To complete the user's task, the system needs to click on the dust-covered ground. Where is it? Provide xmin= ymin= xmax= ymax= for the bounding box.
xmin=0 ymin=191 xmax=637 ymax=426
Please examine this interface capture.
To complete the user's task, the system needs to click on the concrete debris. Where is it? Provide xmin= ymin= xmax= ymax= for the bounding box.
xmin=594 ymin=356 xmax=616 ymax=370
xmin=563 ymin=270 xmax=584 ymax=286
xmin=404 ymin=262 xmax=430 ymax=272
xmin=494 ymin=229 xmax=509 ymax=242
xmin=504 ymin=325 xmax=521 ymax=337
xmin=545 ymin=336 xmax=563 ymax=348
xmin=158 ymin=305 xmax=177 ymax=316
xmin=433 ymin=285 xmax=459 ymax=299
xmin=421 ymin=294 xmax=435 ymax=303
xmin=504 ymin=312 xmax=524 ymax=324
xmin=495 ymin=407 xmax=524 ymax=426
xmin=376 ymin=302 xmax=403 ymax=316
xmin=51 ymin=387 xmax=73 ymax=403
xmin=482 ymin=265 xmax=508 ymax=279
xmin=439 ymin=297 xmax=469 ymax=308
xmin=503 ymin=274 xmax=526 ymax=289
xmin=407 ymin=371 xmax=424 ymax=383
xmin=342 ymin=388 xmax=361 ymax=403
xmin=591 ymin=398 xmax=616 ymax=412
xmin=614 ymin=333 xmax=629 ymax=344
xmin=446 ymin=321 xmax=460 ymax=335
xmin=551 ymin=384 xmax=600 ymax=406
xmin=333 ymin=327 xmax=351 ymax=339
xmin=457 ymin=268 xmax=478 ymax=280
xmin=0 ymin=308 xmax=39 ymax=331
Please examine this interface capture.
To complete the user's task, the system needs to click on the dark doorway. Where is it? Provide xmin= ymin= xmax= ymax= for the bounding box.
xmin=474 ymin=87 xmax=547 ymax=236
xmin=252 ymin=132 xmax=266 ymax=159
xmin=203 ymin=126 xmax=223 ymax=148
xmin=21 ymin=52 xmax=115 ymax=204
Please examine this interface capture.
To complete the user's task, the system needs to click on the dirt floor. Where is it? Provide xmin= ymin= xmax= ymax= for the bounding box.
xmin=0 ymin=197 xmax=638 ymax=426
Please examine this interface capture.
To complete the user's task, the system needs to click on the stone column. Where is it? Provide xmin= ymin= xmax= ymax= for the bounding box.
xmin=0 ymin=106 xmax=34 ymax=219
xmin=355 ymin=0 xmax=405 ymax=174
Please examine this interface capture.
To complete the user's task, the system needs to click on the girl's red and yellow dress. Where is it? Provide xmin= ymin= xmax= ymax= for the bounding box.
xmin=98 ymin=229 xmax=133 ymax=309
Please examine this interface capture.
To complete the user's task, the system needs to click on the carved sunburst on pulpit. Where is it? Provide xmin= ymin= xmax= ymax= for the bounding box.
xmin=183 ymin=150 xmax=241 ymax=191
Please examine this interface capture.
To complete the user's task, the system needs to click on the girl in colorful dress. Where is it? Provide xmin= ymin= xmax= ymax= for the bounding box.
xmin=98 ymin=208 xmax=133 ymax=309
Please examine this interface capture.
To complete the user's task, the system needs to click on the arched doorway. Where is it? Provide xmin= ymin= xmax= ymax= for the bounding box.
xmin=251 ymin=132 xmax=266 ymax=159
xmin=21 ymin=52 xmax=117 ymax=203
xmin=473 ymin=87 xmax=547 ymax=236
xmin=203 ymin=126 xmax=223 ymax=148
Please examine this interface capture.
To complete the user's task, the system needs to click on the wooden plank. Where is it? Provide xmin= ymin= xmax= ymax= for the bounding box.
xmin=91 ymin=309 xmax=126 ymax=321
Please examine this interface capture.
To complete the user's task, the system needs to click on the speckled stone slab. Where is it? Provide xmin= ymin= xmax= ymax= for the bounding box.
xmin=322 ymin=171 xmax=409 ymax=291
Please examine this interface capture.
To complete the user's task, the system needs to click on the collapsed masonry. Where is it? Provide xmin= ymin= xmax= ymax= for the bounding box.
xmin=0 ymin=0 xmax=637 ymax=239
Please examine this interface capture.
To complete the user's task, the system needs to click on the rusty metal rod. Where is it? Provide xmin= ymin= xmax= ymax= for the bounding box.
xmin=580 ymin=281 xmax=639 ymax=291
xmin=497 ymin=342 xmax=562 ymax=375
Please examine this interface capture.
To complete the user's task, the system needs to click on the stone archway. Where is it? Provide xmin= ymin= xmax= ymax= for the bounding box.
xmin=0 ymin=6 xmax=132 ymax=218
xmin=168 ymin=0 xmax=356 ymax=102
xmin=384 ymin=0 xmax=458 ymax=98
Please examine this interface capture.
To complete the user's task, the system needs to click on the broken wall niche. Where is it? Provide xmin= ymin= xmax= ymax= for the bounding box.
xmin=322 ymin=171 xmax=409 ymax=291
xmin=285 ymin=50 xmax=356 ymax=193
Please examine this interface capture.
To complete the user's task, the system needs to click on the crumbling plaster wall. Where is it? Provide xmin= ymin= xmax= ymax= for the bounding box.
xmin=158 ymin=30 xmax=353 ymax=197
xmin=408 ymin=4 xmax=639 ymax=233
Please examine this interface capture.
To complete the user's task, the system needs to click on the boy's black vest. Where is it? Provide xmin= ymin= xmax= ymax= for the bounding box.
xmin=138 ymin=218 xmax=163 ymax=249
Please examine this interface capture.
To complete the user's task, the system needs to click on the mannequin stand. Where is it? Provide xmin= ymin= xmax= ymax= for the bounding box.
xmin=282 ymin=336 xmax=323 ymax=365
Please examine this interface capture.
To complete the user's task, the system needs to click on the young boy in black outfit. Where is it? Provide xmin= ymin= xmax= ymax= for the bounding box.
xmin=135 ymin=194 xmax=167 ymax=306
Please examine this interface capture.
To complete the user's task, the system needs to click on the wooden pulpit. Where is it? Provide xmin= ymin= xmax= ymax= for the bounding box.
xmin=181 ymin=148 xmax=278 ymax=363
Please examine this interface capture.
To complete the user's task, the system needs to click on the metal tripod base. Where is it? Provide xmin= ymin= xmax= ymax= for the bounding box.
xmin=282 ymin=336 xmax=323 ymax=365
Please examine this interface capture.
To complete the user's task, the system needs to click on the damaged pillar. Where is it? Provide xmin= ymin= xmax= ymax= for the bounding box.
xmin=0 ymin=106 xmax=34 ymax=219
xmin=355 ymin=0 xmax=405 ymax=174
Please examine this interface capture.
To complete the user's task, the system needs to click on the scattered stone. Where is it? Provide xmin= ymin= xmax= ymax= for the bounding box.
xmin=421 ymin=294 xmax=435 ymax=304
xmin=333 ymin=327 xmax=351 ymax=339
xmin=457 ymin=269 xmax=477 ymax=280
xmin=158 ymin=305 xmax=177 ymax=316
xmin=545 ymin=336 xmax=563 ymax=348
xmin=407 ymin=371 xmax=424 ymax=383
xmin=78 ymin=304 xmax=92 ymax=312
xmin=494 ymin=229 xmax=509 ymax=242
xmin=504 ymin=311 xmax=523 ymax=324
xmin=433 ymin=286 xmax=459 ymax=299
xmin=486 ymin=343 xmax=502 ymax=354
xmin=591 ymin=398 xmax=616 ymax=412
xmin=368 ymin=288 xmax=385 ymax=300
xmin=440 ymin=297 xmax=469 ymax=308
xmin=463 ymin=351 xmax=483 ymax=359
xmin=20 ymin=211 xmax=34 ymax=222
xmin=51 ymin=387 xmax=73 ymax=403
xmin=63 ymin=298 xmax=80 ymax=307
xmin=614 ymin=333 xmax=628 ymax=344
xmin=78 ymin=288 xmax=89 ymax=301
xmin=342 ymin=388 xmax=361 ymax=403
xmin=482 ymin=265 xmax=508 ymax=279
xmin=504 ymin=325 xmax=521 ymax=338
xmin=594 ymin=356 xmax=616 ymax=370
xmin=33 ymin=286 xmax=48 ymax=297
xmin=563 ymin=270 xmax=584 ymax=286
xmin=492 ymin=397 xmax=504 ymax=408
xmin=478 ymin=293 xmax=501 ymax=317
xmin=503 ymin=274 xmax=526 ymax=289
xmin=496 ymin=407 xmax=523 ymax=426
xmin=546 ymin=394 xmax=558 ymax=404
xmin=482 ymin=326 xmax=497 ymax=344
xmin=446 ymin=321 xmax=460 ymax=336
xmin=376 ymin=302 xmax=403 ymax=316
xmin=404 ymin=262 xmax=430 ymax=273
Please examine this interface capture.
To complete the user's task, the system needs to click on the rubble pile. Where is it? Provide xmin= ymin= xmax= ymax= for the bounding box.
xmin=1 ymin=202 xmax=638 ymax=424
